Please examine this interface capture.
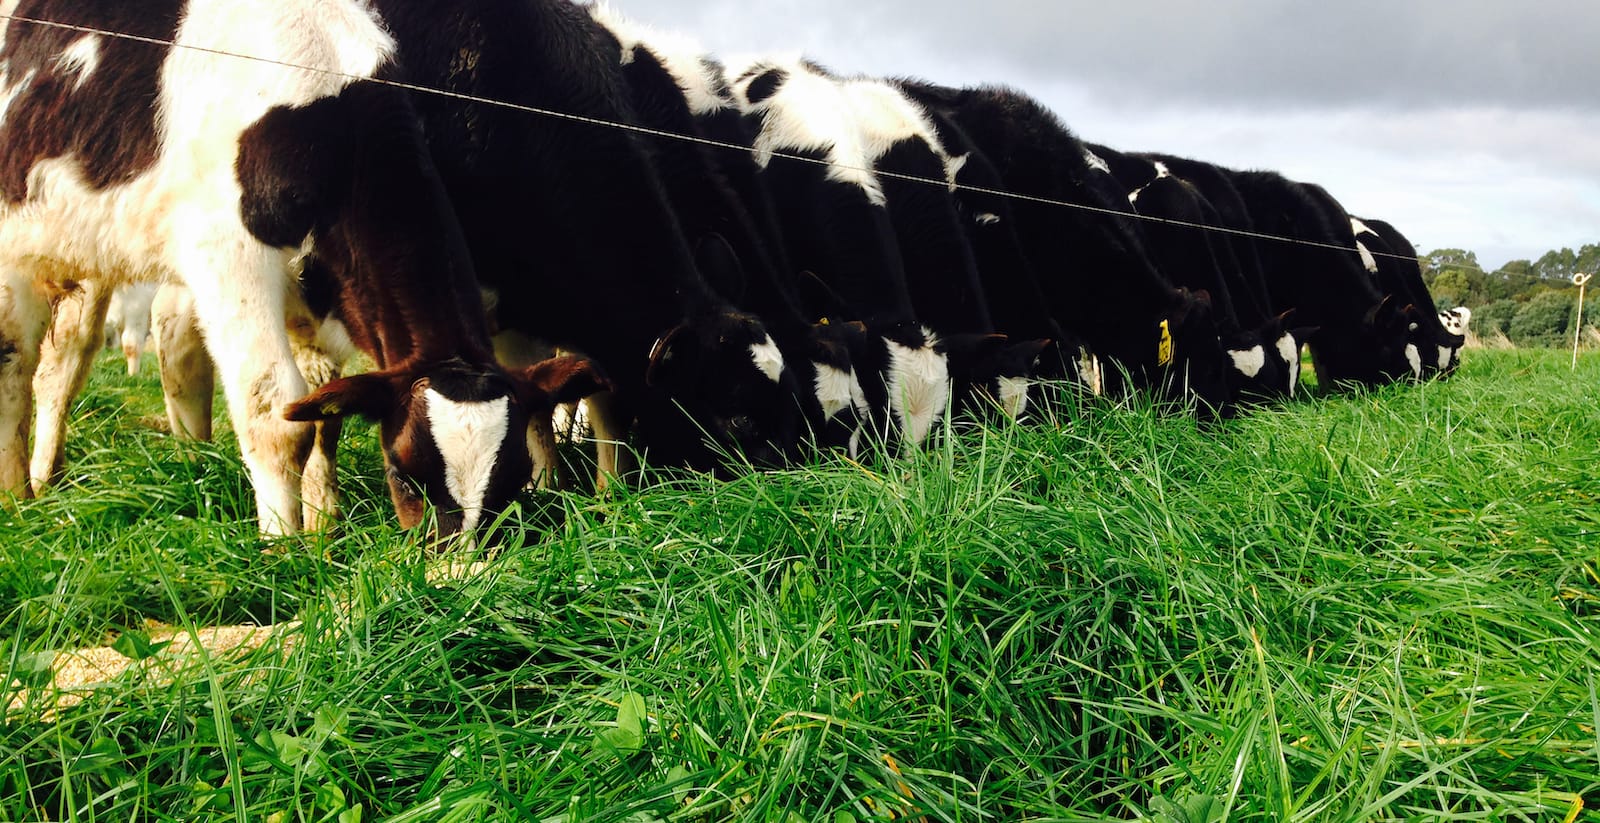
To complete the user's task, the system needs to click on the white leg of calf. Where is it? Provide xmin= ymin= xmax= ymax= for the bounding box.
xmin=0 ymin=270 xmax=53 ymax=499
xmin=29 ymin=279 xmax=112 ymax=496
xmin=288 ymin=308 xmax=347 ymax=532
xmin=153 ymin=283 xmax=214 ymax=441
xmin=119 ymin=284 xmax=156 ymax=377
xmin=174 ymin=235 xmax=310 ymax=536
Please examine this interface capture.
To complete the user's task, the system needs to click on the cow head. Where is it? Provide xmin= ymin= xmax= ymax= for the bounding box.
xmin=1435 ymin=307 xmax=1471 ymax=375
xmin=1153 ymin=289 xmax=1234 ymax=418
xmin=791 ymin=319 xmax=870 ymax=453
xmin=285 ymin=356 xmax=609 ymax=537
xmin=943 ymin=334 xmax=1053 ymax=420
xmin=1304 ymin=296 xmax=1421 ymax=386
xmin=636 ymin=309 xmax=803 ymax=472
xmin=836 ymin=320 xmax=950 ymax=454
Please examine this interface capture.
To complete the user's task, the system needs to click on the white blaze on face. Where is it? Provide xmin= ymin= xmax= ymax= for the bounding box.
xmin=813 ymin=362 xmax=867 ymax=421
xmin=885 ymin=332 xmax=949 ymax=446
xmin=424 ymin=390 xmax=511 ymax=532
xmin=1227 ymin=345 xmax=1267 ymax=379
xmin=1437 ymin=346 xmax=1453 ymax=371
xmin=1276 ymin=334 xmax=1300 ymax=396
xmin=1404 ymin=343 xmax=1422 ymax=378
xmin=750 ymin=334 xmax=785 ymax=383
xmin=55 ymin=34 xmax=101 ymax=91
xmin=997 ymin=376 xmax=1030 ymax=419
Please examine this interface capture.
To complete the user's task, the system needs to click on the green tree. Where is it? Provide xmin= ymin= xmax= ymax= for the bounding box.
xmin=1473 ymin=299 xmax=1518 ymax=336
xmin=1508 ymin=288 xmax=1576 ymax=346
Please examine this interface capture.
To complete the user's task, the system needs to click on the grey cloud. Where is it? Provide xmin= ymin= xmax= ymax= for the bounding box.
xmin=628 ymin=1 xmax=1600 ymax=112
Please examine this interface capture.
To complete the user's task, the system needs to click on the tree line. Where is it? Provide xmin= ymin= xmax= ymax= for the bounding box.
xmin=1421 ymin=243 xmax=1600 ymax=347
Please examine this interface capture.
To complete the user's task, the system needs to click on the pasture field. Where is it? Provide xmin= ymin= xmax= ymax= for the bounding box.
xmin=3 ymin=349 xmax=1599 ymax=822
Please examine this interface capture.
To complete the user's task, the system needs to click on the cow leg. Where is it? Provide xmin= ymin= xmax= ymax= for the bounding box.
xmin=0 ymin=269 xmax=52 ymax=501
xmin=173 ymin=236 xmax=310 ymax=536
xmin=583 ymin=389 xmax=634 ymax=492
xmin=119 ymin=285 xmax=156 ymax=376
xmin=152 ymin=283 xmax=215 ymax=441
xmin=29 ymin=280 xmax=113 ymax=495
xmin=287 ymin=309 xmax=346 ymax=533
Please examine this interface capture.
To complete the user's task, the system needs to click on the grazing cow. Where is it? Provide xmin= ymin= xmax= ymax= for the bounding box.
xmin=0 ymin=0 xmax=604 ymax=535
xmin=1226 ymin=171 xmax=1419 ymax=386
xmin=364 ymin=0 xmax=804 ymax=478
xmin=1350 ymin=216 xmax=1467 ymax=375
xmin=899 ymin=82 xmax=1233 ymax=417
xmin=1083 ymin=143 xmax=1294 ymax=402
xmin=726 ymin=56 xmax=950 ymax=449
xmin=896 ymin=93 xmax=1102 ymax=403
xmin=1139 ymin=152 xmax=1313 ymax=396
xmin=584 ymin=5 xmax=869 ymax=454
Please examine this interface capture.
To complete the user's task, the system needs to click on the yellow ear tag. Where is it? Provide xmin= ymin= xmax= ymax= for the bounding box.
xmin=819 ymin=316 xmax=829 ymax=325
xmin=1157 ymin=319 xmax=1174 ymax=366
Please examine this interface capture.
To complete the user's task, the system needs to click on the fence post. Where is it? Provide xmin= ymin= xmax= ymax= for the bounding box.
xmin=1574 ymin=272 xmax=1592 ymax=369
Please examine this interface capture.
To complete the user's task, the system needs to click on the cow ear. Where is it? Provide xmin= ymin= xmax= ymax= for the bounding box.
xmin=797 ymin=270 xmax=854 ymax=322
xmin=646 ymin=323 xmax=693 ymax=387
xmin=1363 ymin=294 xmax=1396 ymax=327
xmin=515 ymin=355 xmax=612 ymax=409
xmin=694 ymin=233 xmax=747 ymax=305
xmin=285 ymin=371 xmax=401 ymax=422
xmin=1009 ymin=337 xmax=1053 ymax=364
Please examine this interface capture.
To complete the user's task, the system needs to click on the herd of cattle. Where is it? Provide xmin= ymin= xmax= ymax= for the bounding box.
xmin=0 ymin=0 xmax=1469 ymax=539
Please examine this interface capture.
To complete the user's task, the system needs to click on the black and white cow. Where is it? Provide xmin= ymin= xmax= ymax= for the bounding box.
xmin=1082 ymin=143 xmax=1293 ymax=403
xmin=726 ymin=56 xmax=950 ymax=449
xmin=1139 ymin=152 xmax=1313 ymax=396
xmin=899 ymin=82 xmax=1234 ymax=417
xmin=1350 ymin=215 xmax=1467 ymax=375
xmin=1227 ymin=171 xmax=1419 ymax=387
xmin=895 ymin=92 xmax=1103 ymax=403
xmin=583 ymin=5 xmax=870 ymax=455
xmin=0 ymin=0 xmax=604 ymax=535
xmin=360 ymin=0 xmax=806 ymax=479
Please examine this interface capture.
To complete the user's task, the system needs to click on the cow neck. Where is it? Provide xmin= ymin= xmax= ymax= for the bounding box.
xmin=320 ymin=85 xmax=496 ymax=371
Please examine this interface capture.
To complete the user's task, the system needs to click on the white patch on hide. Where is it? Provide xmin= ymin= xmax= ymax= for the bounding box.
xmin=884 ymin=330 xmax=948 ymax=446
xmin=943 ymin=152 xmax=968 ymax=190
xmin=813 ymin=362 xmax=867 ymax=422
xmin=974 ymin=212 xmax=1001 ymax=225
xmin=997 ymin=376 xmax=1030 ymax=419
xmin=1276 ymin=333 xmax=1300 ymax=396
xmin=749 ymin=334 xmax=785 ymax=383
xmin=1355 ymin=240 xmax=1379 ymax=273
xmin=729 ymin=57 xmax=886 ymax=205
xmin=1404 ymin=343 xmax=1422 ymax=378
xmin=1349 ymin=217 xmax=1374 ymax=238
xmin=424 ymin=390 xmax=510 ymax=533
xmin=1082 ymin=148 xmax=1110 ymax=174
xmin=586 ymin=2 xmax=731 ymax=116
xmin=54 ymin=34 xmax=101 ymax=91
xmin=1228 ymin=345 xmax=1266 ymax=379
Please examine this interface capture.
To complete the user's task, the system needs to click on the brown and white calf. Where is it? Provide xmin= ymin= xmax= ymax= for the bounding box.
xmin=0 ymin=0 xmax=602 ymax=535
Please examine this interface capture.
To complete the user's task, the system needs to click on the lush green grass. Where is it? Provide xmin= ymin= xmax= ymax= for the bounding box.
xmin=3 ymin=349 xmax=1599 ymax=822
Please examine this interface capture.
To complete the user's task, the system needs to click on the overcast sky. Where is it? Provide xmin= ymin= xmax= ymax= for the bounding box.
xmin=614 ymin=0 xmax=1600 ymax=271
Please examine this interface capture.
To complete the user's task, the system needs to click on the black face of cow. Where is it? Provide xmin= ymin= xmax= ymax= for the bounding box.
xmin=794 ymin=321 xmax=869 ymax=453
xmin=638 ymin=311 xmax=803 ymax=473
xmin=943 ymin=335 xmax=1052 ymax=420
xmin=1159 ymin=291 xmax=1234 ymax=418
xmin=1306 ymin=298 xmax=1422 ymax=387
xmin=287 ymin=356 xmax=609 ymax=537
